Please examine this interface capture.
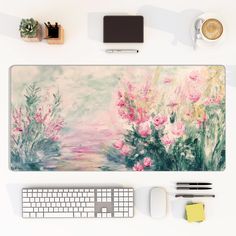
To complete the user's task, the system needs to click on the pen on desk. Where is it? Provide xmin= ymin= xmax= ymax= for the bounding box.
xmin=105 ymin=49 xmax=139 ymax=53
xmin=176 ymin=182 xmax=212 ymax=185
xmin=175 ymin=194 xmax=215 ymax=198
xmin=176 ymin=187 xmax=212 ymax=190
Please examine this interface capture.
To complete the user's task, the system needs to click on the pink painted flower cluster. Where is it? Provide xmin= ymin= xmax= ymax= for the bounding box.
xmin=116 ymin=82 xmax=151 ymax=125
xmin=12 ymin=95 xmax=64 ymax=143
xmin=112 ymin=69 xmax=224 ymax=171
xmin=132 ymin=157 xmax=153 ymax=171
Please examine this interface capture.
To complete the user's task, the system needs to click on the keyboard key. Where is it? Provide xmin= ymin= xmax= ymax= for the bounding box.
xmin=114 ymin=212 xmax=123 ymax=217
xmin=88 ymin=212 xmax=95 ymax=218
xmin=63 ymin=208 xmax=68 ymax=212
xmin=23 ymin=208 xmax=33 ymax=212
xmin=102 ymin=208 xmax=107 ymax=213
xmin=44 ymin=213 xmax=73 ymax=218
xmin=129 ymin=208 xmax=134 ymax=217
xmin=84 ymin=208 xmax=94 ymax=212
xmin=23 ymin=198 xmax=29 ymax=202
xmin=74 ymin=212 xmax=81 ymax=218
xmin=44 ymin=208 xmax=49 ymax=212
xmin=23 ymin=212 xmax=30 ymax=218
xmin=23 ymin=203 xmax=31 ymax=207
xmin=30 ymin=212 xmax=36 ymax=218
xmin=81 ymin=213 xmax=87 ymax=218
xmin=36 ymin=212 xmax=43 ymax=218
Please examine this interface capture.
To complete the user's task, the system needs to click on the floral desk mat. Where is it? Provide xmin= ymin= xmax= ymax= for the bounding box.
xmin=10 ymin=65 xmax=225 ymax=171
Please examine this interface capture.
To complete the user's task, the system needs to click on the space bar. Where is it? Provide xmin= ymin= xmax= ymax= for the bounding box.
xmin=44 ymin=213 xmax=74 ymax=218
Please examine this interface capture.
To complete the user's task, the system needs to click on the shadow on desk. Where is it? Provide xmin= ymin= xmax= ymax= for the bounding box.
xmin=137 ymin=5 xmax=203 ymax=47
xmin=0 ymin=12 xmax=21 ymax=39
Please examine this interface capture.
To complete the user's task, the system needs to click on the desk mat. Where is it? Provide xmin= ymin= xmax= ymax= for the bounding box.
xmin=10 ymin=65 xmax=225 ymax=171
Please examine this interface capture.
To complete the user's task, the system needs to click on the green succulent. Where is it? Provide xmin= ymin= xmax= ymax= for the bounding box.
xmin=19 ymin=18 xmax=39 ymax=37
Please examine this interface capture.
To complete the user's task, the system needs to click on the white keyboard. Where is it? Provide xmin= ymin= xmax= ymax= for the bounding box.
xmin=22 ymin=187 xmax=134 ymax=218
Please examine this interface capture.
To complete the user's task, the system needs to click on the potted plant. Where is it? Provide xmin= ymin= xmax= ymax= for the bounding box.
xmin=19 ymin=18 xmax=42 ymax=42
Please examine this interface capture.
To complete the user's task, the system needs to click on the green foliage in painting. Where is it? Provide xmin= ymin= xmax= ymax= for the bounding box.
xmin=11 ymin=83 xmax=64 ymax=171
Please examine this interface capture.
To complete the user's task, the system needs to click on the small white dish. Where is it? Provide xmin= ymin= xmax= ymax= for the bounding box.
xmin=191 ymin=12 xmax=225 ymax=49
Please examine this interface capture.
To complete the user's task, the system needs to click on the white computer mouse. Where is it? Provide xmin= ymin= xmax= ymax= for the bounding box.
xmin=150 ymin=187 xmax=167 ymax=218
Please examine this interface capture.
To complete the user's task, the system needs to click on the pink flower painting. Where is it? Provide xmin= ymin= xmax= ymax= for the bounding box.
xmin=143 ymin=157 xmax=152 ymax=167
xmin=172 ymin=122 xmax=185 ymax=137
xmin=11 ymin=65 xmax=225 ymax=171
xmin=153 ymin=115 xmax=167 ymax=129
xmin=138 ymin=122 xmax=152 ymax=138
xmin=133 ymin=162 xmax=144 ymax=171
xmin=113 ymin=140 xmax=124 ymax=150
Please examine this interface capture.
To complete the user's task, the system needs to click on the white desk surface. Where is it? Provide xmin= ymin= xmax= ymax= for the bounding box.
xmin=0 ymin=0 xmax=236 ymax=235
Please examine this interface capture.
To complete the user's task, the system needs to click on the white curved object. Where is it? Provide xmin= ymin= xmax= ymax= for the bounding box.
xmin=150 ymin=187 xmax=167 ymax=219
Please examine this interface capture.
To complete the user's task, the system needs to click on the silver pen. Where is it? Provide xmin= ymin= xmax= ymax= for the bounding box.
xmin=105 ymin=49 xmax=139 ymax=53
xmin=175 ymin=194 xmax=215 ymax=198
